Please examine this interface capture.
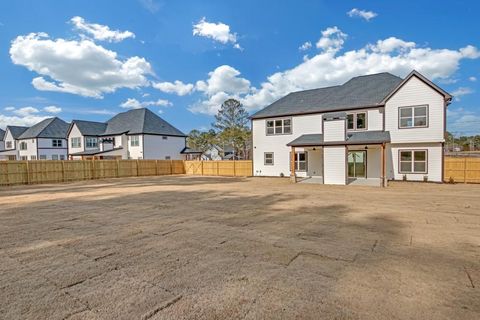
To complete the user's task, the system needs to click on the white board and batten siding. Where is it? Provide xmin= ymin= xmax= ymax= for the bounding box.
xmin=252 ymin=114 xmax=322 ymax=177
xmin=367 ymin=108 xmax=384 ymax=131
xmin=323 ymin=147 xmax=346 ymax=184
xmin=323 ymin=119 xmax=345 ymax=142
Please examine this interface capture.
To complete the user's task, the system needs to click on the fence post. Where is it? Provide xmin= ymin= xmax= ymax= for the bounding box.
xmin=92 ymin=159 xmax=95 ymax=179
xmin=155 ymin=160 xmax=159 ymax=176
xmin=25 ymin=161 xmax=30 ymax=185
xmin=216 ymin=161 xmax=219 ymax=176
xmin=464 ymin=157 xmax=467 ymax=184
xmin=233 ymin=160 xmax=236 ymax=177
xmin=136 ymin=159 xmax=139 ymax=177
xmin=170 ymin=160 xmax=173 ymax=174
xmin=61 ymin=160 xmax=65 ymax=182
xmin=116 ymin=159 xmax=120 ymax=178
xmin=201 ymin=161 xmax=204 ymax=176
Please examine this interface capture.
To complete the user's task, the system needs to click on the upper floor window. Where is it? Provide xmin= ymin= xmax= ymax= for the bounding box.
xmin=71 ymin=137 xmax=81 ymax=148
xmin=162 ymin=136 xmax=168 ymax=140
xmin=85 ymin=137 xmax=98 ymax=148
xmin=266 ymin=118 xmax=291 ymax=135
xmin=347 ymin=112 xmax=367 ymax=131
xmin=52 ymin=139 xmax=63 ymax=147
xmin=6 ymin=141 xmax=13 ymax=149
xmin=399 ymin=150 xmax=427 ymax=173
xmin=130 ymin=135 xmax=140 ymax=147
xmin=399 ymin=105 xmax=428 ymax=128
xmin=19 ymin=141 xmax=27 ymax=150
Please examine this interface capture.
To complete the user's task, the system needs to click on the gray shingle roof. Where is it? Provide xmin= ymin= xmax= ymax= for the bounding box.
xmin=102 ymin=108 xmax=185 ymax=136
xmin=18 ymin=118 xmax=70 ymax=139
xmin=6 ymin=126 xmax=29 ymax=139
xmin=251 ymin=72 xmax=403 ymax=119
xmin=0 ymin=128 xmax=5 ymax=141
xmin=181 ymin=147 xmax=203 ymax=154
xmin=71 ymin=120 xmax=107 ymax=136
xmin=69 ymin=147 xmax=123 ymax=156
xmin=287 ymin=131 xmax=391 ymax=147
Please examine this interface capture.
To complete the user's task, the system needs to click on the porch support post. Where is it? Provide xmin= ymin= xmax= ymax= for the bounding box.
xmin=290 ymin=146 xmax=296 ymax=183
xmin=381 ymin=143 xmax=386 ymax=187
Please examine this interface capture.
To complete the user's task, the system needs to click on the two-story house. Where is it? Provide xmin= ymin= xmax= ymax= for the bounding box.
xmin=251 ymin=70 xmax=452 ymax=186
xmin=16 ymin=117 xmax=70 ymax=160
xmin=68 ymin=108 xmax=188 ymax=160
xmin=0 ymin=125 xmax=29 ymax=160
xmin=0 ymin=129 xmax=4 ymax=154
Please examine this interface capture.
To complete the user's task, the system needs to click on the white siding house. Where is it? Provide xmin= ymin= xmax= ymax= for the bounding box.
xmin=251 ymin=71 xmax=452 ymax=186
xmin=67 ymin=108 xmax=188 ymax=160
xmin=0 ymin=126 xmax=28 ymax=160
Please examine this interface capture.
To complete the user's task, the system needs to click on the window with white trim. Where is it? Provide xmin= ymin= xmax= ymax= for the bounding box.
xmin=71 ymin=137 xmax=81 ymax=148
xmin=264 ymin=152 xmax=274 ymax=165
xmin=60 ymin=155 xmax=65 ymax=160
xmin=266 ymin=118 xmax=291 ymax=135
xmin=347 ymin=112 xmax=367 ymax=130
xmin=52 ymin=139 xmax=63 ymax=147
xmin=39 ymin=155 xmax=47 ymax=160
xmin=19 ymin=141 xmax=27 ymax=150
xmin=294 ymin=151 xmax=307 ymax=172
xmin=85 ymin=137 xmax=98 ymax=148
xmin=399 ymin=150 xmax=427 ymax=173
xmin=30 ymin=155 xmax=37 ymax=160
xmin=52 ymin=155 xmax=59 ymax=160
xmin=399 ymin=105 xmax=428 ymax=128
xmin=130 ymin=135 xmax=140 ymax=147
xmin=6 ymin=141 xmax=12 ymax=149
xmin=20 ymin=156 xmax=28 ymax=160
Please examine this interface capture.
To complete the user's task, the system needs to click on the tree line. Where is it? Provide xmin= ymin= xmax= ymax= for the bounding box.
xmin=187 ymin=98 xmax=251 ymax=159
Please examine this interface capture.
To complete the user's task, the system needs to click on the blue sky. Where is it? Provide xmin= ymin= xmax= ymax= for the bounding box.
xmin=0 ymin=0 xmax=479 ymax=135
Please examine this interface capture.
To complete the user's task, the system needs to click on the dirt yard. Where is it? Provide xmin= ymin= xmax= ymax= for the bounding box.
xmin=0 ymin=176 xmax=479 ymax=320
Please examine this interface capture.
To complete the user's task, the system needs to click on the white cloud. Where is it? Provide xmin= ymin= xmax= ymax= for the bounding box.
xmin=43 ymin=105 xmax=62 ymax=113
xmin=299 ymin=41 xmax=312 ymax=51
xmin=316 ymin=26 xmax=347 ymax=52
xmin=469 ymin=76 xmax=477 ymax=82
xmin=193 ymin=17 xmax=242 ymax=50
xmin=13 ymin=106 xmax=39 ymax=117
xmin=10 ymin=33 xmax=153 ymax=98
xmin=0 ymin=106 xmax=50 ymax=128
xmin=452 ymin=87 xmax=473 ymax=101
xmin=447 ymin=107 xmax=480 ymax=135
xmin=120 ymin=98 xmax=172 ymax=109
xmin=347 ymin=8 xmax=378 ymax=21
xmin=189 ymin=27 xmax=479 ymax=115
xmin=138 ymin=0 xmax=161 ymax=13
xmin=82 ymin=109 xmax=116 ymax=115
xmin=152 ymin=80 xmax=195 ymax=96
xmin=70 ymin=16 xmax=135 ymax=42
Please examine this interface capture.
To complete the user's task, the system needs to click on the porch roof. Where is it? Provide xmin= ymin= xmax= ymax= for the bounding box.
xmin=69 ymin=147 xmax=123 ymax=156
xmin=287 ymin=130 xmax=391 ymax=147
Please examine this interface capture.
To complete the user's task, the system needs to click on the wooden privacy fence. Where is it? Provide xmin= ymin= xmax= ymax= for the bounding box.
xmin=184 ymin=160 xmax=252 ymax=177
xmin=444 ymin=157 xmax=480 ymax=183
xmin=0 ymin=160 xmax=252 ymax=186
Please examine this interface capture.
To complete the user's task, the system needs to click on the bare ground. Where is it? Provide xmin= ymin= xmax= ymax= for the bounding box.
xmin=0 ymin=176 xmax=479 ymax=320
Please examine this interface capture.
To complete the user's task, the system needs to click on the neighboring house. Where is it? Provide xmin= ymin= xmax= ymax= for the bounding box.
xmin=68 ymin=108 xmax=187 ymax=160
xmin=251 ymin=70 xmax=452 ymax=186
xmin=16 ymin=118 xmax=70 ymax=160
xmin=202 ymin=145 xmax=223 ymax=160
xmin=0 ymin=125 xmax=29 ymax=160
xmin=0 ymin=128 xmax=4 ymax=153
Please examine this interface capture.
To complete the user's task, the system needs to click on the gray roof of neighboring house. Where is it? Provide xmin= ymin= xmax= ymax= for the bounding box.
xmin=71 ymin=120 xmax=107 ymax=136
xmin=102 ymin=108 xmax=186 ymax=137
xmin=251 ymin=72 xmax=404 ymax=119
xmin=6 ymin=126 xmax=29 ymax=139
xmin=287 ymin=131 xmax=391 ymax=147
xmin=181 ymin=147 xmax=203 ymax=154
xmin=0 ymin=128 xmax=4 ymax=141
xmin=18 ymin=118 xmax=70 ymax=139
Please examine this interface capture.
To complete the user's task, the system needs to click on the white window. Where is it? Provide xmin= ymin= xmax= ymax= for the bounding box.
xmin=294 ymin=152 xmax=307 ymax=172
xmin=60 ymin=155 xmax=65 ymax=160
xmin=266 ymin=118 xmax=292 ymax=135
xmin=347 ymin=112 xmax=367 ymax=130
xmin=130 ymin=135 xmax=140 ymax=147
xmin=85 ymin=137 xmax=98 ymax=148
xmin=20 ymin=156 xmax=28 ymax=160
xmin=71 ymin=137 xmax=81 ymax=148
xmin=39 ymin=155 xmax=47 ymax=160
xmin=52 ymin=139 xmax=63 ymax=147
xmin=19 ymin=141 xmax=27 ymax=150
xmin=30 ymin=155 xmax=37 ymax=160
xmin=399 ymin=105 xmax=428 ymax=128
xmin=264 ymin=152 xmax=274 ymax=165
xmin=6 ymin=141 xmax=12 ymax=149
xmin=52 ymin=155 xmax=59 ymax=160
xmin=165 ymin=156 xmax=171 ymax=160
xmin=399 ymin=150 xmax=427 ymax=173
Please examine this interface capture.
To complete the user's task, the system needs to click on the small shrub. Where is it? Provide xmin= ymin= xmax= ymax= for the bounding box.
xmin=448 ymin=177 xmax=455 ymax=184
xmin=280 ymin=172 xmax=284 ymax=177
xmin=402 ymin=174 xmax=407 ymax=181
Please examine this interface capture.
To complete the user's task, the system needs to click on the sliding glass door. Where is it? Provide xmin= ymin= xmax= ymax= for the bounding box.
xmin=348 ymin=151 xmax=366 ymax=178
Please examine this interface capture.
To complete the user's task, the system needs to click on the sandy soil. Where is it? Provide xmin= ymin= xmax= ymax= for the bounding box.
xmin=0 ymin=176 xmax=479 ymax=320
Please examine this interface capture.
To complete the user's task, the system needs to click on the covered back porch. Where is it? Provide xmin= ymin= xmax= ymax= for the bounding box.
xmin=287 ymin=131 xmax=390 ymax=187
